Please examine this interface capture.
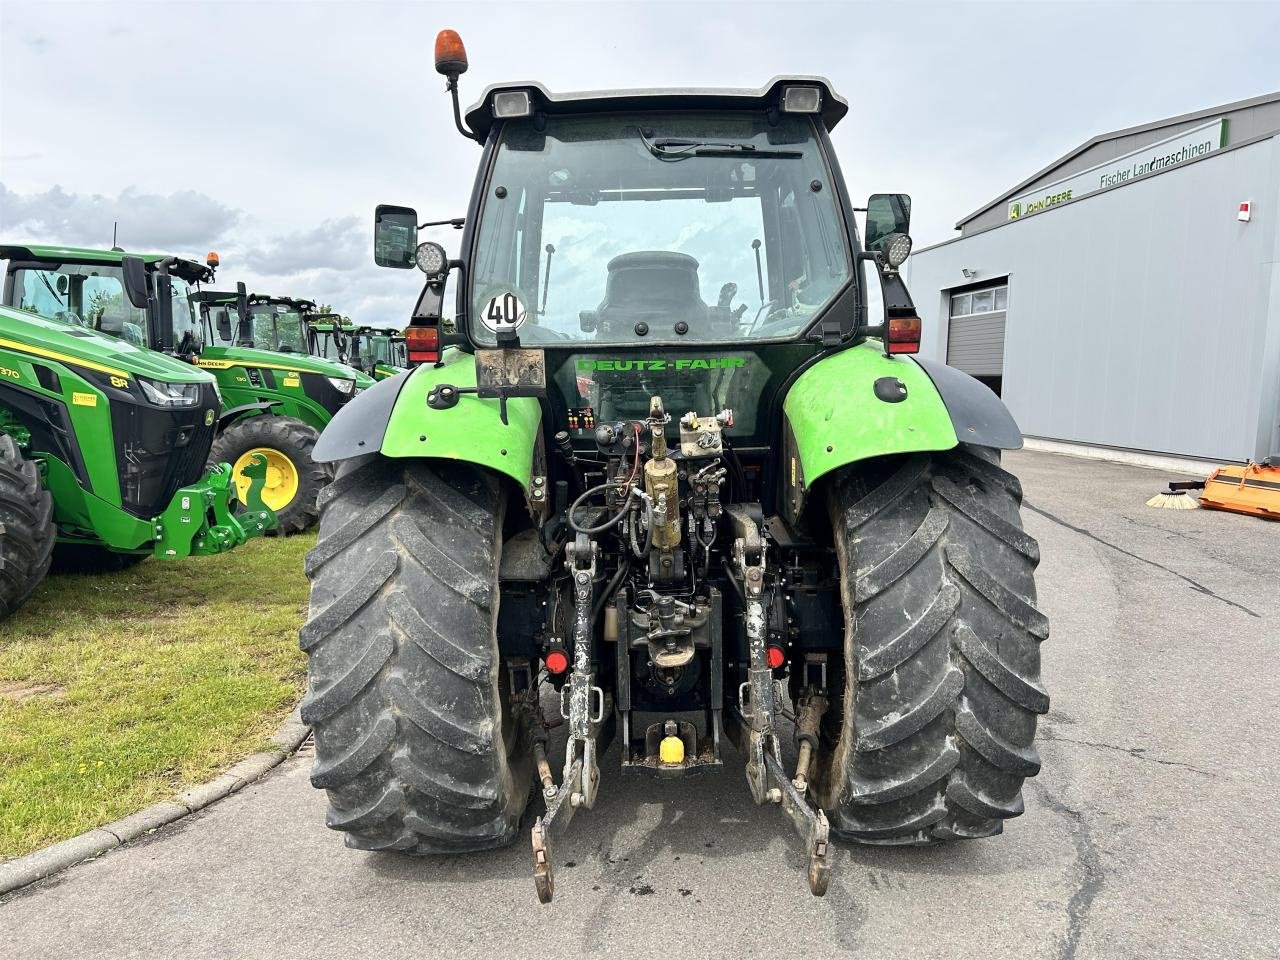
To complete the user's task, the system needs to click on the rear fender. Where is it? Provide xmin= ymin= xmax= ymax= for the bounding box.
xmin=312 ymin=351 xmax=543 ymax=494
xmin=781 ymin=340 xmax=1020 ymax=519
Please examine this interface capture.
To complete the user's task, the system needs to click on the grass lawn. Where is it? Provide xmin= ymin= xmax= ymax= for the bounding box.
xmin=0 ymin=534 xmax=312 ymax=861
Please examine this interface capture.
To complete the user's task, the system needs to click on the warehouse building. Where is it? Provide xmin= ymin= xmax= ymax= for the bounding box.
xmin=906 ymin=92 xmax=1280 ymax=466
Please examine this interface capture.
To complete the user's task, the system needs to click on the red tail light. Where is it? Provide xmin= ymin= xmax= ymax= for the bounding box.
xmin=544 ymin=650 xmax=569 ymax=675
xmin=405 ymin=325 xmax=440 ymax=364
xmin=886 ymin=316 xmax=921 ymax=355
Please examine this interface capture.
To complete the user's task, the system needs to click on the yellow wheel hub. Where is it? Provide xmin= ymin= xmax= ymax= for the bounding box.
xmin=233 ymin=447 xmax=300 ymax=512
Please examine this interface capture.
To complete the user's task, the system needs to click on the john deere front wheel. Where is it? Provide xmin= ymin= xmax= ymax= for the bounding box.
xmin=210 ymin=416 xmax=330 ymax=535
xmin=0 ymin=434 xmax=55 ymax=619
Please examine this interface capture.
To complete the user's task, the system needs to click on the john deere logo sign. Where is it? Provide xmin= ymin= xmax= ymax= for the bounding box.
xmin=1007 ymin=118 xmax=1227 ymax=221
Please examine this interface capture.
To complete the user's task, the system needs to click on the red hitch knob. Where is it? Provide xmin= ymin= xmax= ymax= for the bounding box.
xmin=545 ymin=650 xmax=569 ymax=675
xmin=766 ymin=645 xmax=786 ymax=670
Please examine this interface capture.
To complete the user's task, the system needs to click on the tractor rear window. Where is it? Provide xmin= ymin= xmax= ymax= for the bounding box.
xmin=469 ymin=111 xmax=852 ymax=346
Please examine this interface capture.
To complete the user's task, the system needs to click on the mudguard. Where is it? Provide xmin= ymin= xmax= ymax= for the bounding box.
xmin=913 ymin=355 xmax=1023 ymax=451
xmin=782 ymin=340 xmax=1021 ymax=512
xmin=312 ymin=351 xmax=541 ymax=489
xmin=217 ymin=400 xmax=280 ymax=430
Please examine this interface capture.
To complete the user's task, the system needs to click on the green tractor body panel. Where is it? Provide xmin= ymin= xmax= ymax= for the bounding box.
xmin=382 ymin=349 xmax=541 ymax=488
xmin=783 ymin=341 xmax=958 ymax=487
xmin=195 ymin=345 xmax=368 ymax=432
xmin=322 ymin=348 xmax=541 ymax=489
xmin=0 ymin=303 xmax=276 ymax=555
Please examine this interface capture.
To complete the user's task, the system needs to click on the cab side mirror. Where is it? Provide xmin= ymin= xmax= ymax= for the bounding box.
xmin=121 ymin=255 xmax=150 ymax=308
xmin=864 ymin=193 xmax=912 ymax=252
xmin=374 ymin=205 xmax=419 ymax=269
xmin=216 ymin=309 xmax=233 ymax=342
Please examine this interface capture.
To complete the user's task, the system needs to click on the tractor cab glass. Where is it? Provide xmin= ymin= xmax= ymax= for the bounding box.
xmin=211 ymin=302 xmax=308 ymax=353
xmin=13 ymin=263 xmax=147 ymax=343
xmin=11 ymin=262 xmax=202 ymax=351
xmin=309 ymin=324 xmax=349 ymax=362
xmin=468 ymin=111 xmax=852 ymax=347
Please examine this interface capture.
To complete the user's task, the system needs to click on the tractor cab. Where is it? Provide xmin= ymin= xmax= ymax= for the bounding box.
xmin=305 ymin=314 xmax=358 ymax=364
xmin=346 ymin=326 xmax=408 ymax=380
xmin=1 ymin=244 xmax=211 ymax=360
xmin=198 ymin=292 xmax=314 ymax=355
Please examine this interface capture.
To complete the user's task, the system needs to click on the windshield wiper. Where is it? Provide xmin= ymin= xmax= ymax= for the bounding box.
xmin=638 ymin=128 xmax=801 ymax=161
xmin=37 ymin=272 xmax=66 ymax=307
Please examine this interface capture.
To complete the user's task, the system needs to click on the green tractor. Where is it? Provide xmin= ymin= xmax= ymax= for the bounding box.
xmin=345 ymin=326 xmax=408 ymax=381
xmin=190 ymin=290 xmax=375 ymax=532
xmin=0 ymin=293 xmax=275 ymax=619
xmin=0 ymin=248 xmax=369 ymax=534
xmin=304 ymin=312 xmax=355 ymax=363
xmin=300 ymin=33 xmax=1048 ymax=903
xmin=304 ymin=313 xmax=408 ymax=381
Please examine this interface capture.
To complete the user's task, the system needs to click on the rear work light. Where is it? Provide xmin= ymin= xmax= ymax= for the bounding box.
xmin=886 ymin=316 xmax=922 ymax=354
xmin=781 ymin=85 xmax=822 ymax=114
xmin=492 ymin=90 xmax=533 ymax=120
xmin=405 ymin=325 xmax=440 ymax=364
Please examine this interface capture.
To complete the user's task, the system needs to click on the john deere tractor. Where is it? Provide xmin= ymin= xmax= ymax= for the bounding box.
xmin=190 ymin=289 xmax=373 ymax=531
xmin=300 ymin=32 xmax=1048 ymax=903
xmin=303 ymin=313 xmax=408 ymax=381
xmin=0 ymin=294 xmax=275 ymax=619
xmin=303 ymin=312 xmax=355 ymax=363
xmin=0 ymin=247 xmax=368 ymax=534
xmin=346 ymin=326 xmax=408 ymax=380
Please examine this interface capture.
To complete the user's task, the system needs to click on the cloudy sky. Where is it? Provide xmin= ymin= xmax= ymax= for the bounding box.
xmin=3 ymin=0 xmax=1278 ymax=326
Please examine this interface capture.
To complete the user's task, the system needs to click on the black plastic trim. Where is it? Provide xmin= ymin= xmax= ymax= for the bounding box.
xmin=311 ymin=369 xmax=412 ymax=463
xmin=913 ymin=356 xmax=1023 ymax=450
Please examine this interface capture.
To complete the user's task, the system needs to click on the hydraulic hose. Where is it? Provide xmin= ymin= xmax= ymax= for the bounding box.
xmin=569 ymin=482 xmax=633 ymax=535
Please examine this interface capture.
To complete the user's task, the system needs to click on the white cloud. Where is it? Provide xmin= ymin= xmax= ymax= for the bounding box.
xmin=244 ymin=216 xmax=364 ymax=276
xmin=0 ymin=183 xmax=241 ymax=251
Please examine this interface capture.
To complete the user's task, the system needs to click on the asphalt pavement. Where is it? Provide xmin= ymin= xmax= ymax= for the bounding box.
xmin=3 ymin=450 xmax=1277 ymax=960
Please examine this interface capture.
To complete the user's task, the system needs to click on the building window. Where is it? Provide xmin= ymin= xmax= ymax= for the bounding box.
xmin=950 ymin=282 xmax=1008 ymax=318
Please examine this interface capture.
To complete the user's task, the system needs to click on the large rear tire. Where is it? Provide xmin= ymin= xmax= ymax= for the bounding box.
xmin=300 ymin=456 xmax=530 ymax=852
xmin=209 ymin=416 xmax=329 ymax=535
xmin=818 ymin=445 xmax=1048 ymax=843
xmin=0 ymin=434 xmax=56 ymax=620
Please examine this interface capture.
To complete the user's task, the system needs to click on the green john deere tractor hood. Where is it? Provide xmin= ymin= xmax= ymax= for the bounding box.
xmin=0 ymin=303 xmax=217 ymax=385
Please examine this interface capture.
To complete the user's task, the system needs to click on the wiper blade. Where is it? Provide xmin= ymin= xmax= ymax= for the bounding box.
xmin=638 ymin=128 xmax=801 ymax=161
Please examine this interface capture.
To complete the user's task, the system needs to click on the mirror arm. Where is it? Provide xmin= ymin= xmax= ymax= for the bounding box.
xmin=858 ymin=252 xmax=917 ymax=338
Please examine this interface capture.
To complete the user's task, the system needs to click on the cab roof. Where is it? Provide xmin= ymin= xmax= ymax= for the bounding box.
xmin=193 ymin=290 xmax=319 ymax=312
xmin=463 ymin=76 xmax=848 ymax=142
xmin=0 ymin=243 xmax=210 ymax=283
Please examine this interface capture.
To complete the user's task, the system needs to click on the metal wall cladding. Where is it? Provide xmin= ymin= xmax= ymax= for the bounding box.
xmin=907 ymin=135 xmax=1280 ymax=462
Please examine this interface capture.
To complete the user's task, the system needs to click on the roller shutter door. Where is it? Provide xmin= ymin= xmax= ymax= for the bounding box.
xmin=947 ymin=284 xmax=1007 ymax=376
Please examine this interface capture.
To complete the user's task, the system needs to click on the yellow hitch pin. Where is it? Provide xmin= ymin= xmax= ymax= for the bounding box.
xmin=659 ymin=735 xmax=684 ymax=765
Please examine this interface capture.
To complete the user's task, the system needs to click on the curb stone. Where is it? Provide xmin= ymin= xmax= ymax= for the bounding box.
xmin=0 ymin=704 xmax=310 ymax=898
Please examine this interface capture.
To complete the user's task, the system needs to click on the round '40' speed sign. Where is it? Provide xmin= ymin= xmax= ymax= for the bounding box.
xmin=480 ymin=292 xmax=527 ymax=335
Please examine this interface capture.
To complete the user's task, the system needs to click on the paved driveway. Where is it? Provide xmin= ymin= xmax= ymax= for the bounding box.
xmin=3 ymin=451 xmax=1277 ymax=960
